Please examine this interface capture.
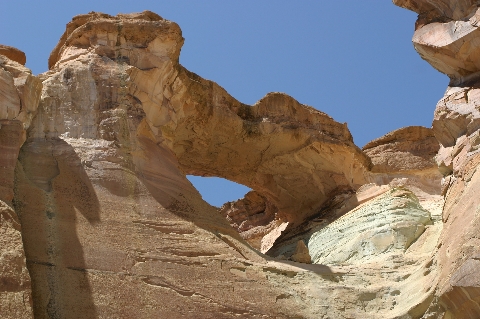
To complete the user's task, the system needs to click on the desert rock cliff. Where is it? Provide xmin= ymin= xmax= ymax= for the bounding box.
xmin=395 ymin=0 xmax=480 ymax=317
xmin=0 ymin=3 xmax=479 ymax=318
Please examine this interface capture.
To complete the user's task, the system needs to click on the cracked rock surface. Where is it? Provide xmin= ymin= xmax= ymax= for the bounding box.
xmin=396 ymin=0 xmax=480 ymax=317
xmin=1 ymin=5 xmax=479 ymax=318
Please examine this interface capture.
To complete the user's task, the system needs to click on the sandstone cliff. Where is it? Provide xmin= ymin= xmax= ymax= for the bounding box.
xmin=394 ymin=0 xmax=480 ymax=317
xmin=0 ymin=4 xmax=479 ymax=318
xmin=0 ymin=47 xmax=41 ymax=319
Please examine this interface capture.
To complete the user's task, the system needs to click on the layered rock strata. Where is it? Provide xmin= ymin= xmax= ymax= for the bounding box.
xmin=218 ymin=191 xmax=277 ymax=251
xmin=2 ymin=4 xmax=479 ymax=318
xmin=0 ymin=48 xmax=41 ymax=319
xmin=395 ymin=0 xmax=480 ymax=317
xmin=7 ymin=11 xmax=373 ymax=318
xmin=363 ymin=126 xmax=444 ymax=215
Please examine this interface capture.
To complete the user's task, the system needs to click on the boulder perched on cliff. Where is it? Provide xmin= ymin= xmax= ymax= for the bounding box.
xmin=0 ymin=45 xmax=26 ymax=66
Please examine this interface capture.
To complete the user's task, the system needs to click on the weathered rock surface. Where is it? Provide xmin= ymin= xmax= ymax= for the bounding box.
xmin=4 ymin=3 xmax=480 ymax=317
xmin=363 ymin=126 xmax=439 ymax=174
xmin=396 ymin=0 xmax=480 ymax=317
xmin=0 ymin=52 xmax=40 ymax=319
xmin=0 ymin=45 xmax=26 ymax=66
xmin=309 ymin=188 xmax=432 ymax=265
xmin=44 ymin=11 xmax=371 ymax=230
xmin=398 ymin=0 xmax=480 ymax=81
xmin=8 ymin=11 xmax=375 ymax=318
xmin=0 ymin=202 xmax=33 ymax=319
xmin=264 ymin=183 xmax=444 ymax=318
xmin=219 ymin=191 xmax=277 ymax=251
xmin=364 ymin=126 xmax=443 ymax=212
xmin=393 ymin=0 xmax=478 ymax=21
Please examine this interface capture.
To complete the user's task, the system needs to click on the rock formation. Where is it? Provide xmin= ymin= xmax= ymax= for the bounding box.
xmin=6 ymin=11 xmax=373 ymax=318
xmin=218 ymin=191 xmax=277 ymax=251
xmin=395 ymin=0 xmax=480 ymax=317
xmin=1 ymin=2 xmax=480 ymax=317
xmin=0 ymin=48 xmax=41 ymax=319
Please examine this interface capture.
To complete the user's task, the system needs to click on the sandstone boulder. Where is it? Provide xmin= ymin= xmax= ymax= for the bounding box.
xmin=0 ymin=45 xmax=26 ymax=66
xmin=393 ymin=0 xmax=478 ymax=21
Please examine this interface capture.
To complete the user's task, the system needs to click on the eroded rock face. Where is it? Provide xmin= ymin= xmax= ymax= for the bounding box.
xmin=0 ymin=202 xmax=33 ymax=319
xmin=399 ymin=0 xmax=480 ymax=81
xmin=219 ymin=191 xmax=277 ymax=251
xmin=0 ymin=51 xmax=40 ymax=319
xmin=309 ymin=188 xmax=432 ymax=265
xmin=44 ymin=11 xmax=371 ymax=230
xmin=0 ymin=45 xmax=26 ymax=66
xmin=393 ymin=0 xmax=478 ymax=21
xmin=396 ymin=0 xmax=480 ymax=317
xmin=363 ymin=126 xmax=439 ymax=173
xmin=4 ymin=5 xmax=478 ymax=318
xmin=10 ymin=11 xmax=375 ymax=318
xmin=364 ymin=126 xmax=443 ymax=207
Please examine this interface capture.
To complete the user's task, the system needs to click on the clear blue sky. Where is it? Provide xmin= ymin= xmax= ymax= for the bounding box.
xmin=0 ymin=1 xmax=447 ymax=206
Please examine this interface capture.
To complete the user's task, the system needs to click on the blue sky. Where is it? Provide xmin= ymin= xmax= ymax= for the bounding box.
xmin=0 ymin=1 xmax=447 ymax=206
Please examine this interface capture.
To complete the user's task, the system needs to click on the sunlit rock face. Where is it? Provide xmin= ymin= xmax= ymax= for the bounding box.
xmin=9 ymin=10 xmax=376 ymax=318
xmin=263 ymin=126 xmax=445 ymax=318
xmin=4 ymin=5 xmax=478 ymax=318
xmin=0 ymin=45 xmax=26 ymax=66
xmin=309 ymin=188 xmax=432 ymax=265
xmin=395 ymin=0 xmax=480 ymax=317
xmin=14 ymin=11 xmax=310 ymax=318
xmin=396 ymin=0 xmax=480 ymax=81
xmin=393 ymin=0 xmax=478 ymax=21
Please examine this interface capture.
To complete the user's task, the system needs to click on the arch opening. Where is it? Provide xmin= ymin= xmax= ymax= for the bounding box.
xmin=186 ymin=175 xmax=251 ymax=207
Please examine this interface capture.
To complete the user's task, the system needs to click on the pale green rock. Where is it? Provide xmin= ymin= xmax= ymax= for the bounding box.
xmin=308 ymin=187 xmax=432 ymax=265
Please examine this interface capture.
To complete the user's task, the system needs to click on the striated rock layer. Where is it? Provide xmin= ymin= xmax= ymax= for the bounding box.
xmin=396 ymin=0 xmax=480 ymax=317
xmin=9 ymin=11 xmax=373 ymax=318
xmin=0 ymin=49 xmax=41 ymax=319
xmin=3 ymin=4 xmax=480 ymax=318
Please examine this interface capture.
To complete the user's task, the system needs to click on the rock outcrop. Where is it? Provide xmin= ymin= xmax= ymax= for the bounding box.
xmin=8 ymin=11 xmax=373 ymax=318
xmin=363 ymin=126 xmax=439 ymax=174
xmin=395 ymin=0 xmax=480 ymax=317
xmin=219 ymin=191 xmax=277 ymax=251
xmin=395 ymin=0 xmax=480 ymax=81
xmin=0 ymin=45 xmax=26 ymax=66
xmin=3 ymin=3 xmax=480 ymax=317
xmin=363 ymin=126 xmax=443 ymax=214
xmin=0 ymin=49 xmax=41 ymax=319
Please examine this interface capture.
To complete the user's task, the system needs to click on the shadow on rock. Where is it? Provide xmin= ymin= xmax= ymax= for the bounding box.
xmin=14 ymin=138 xmax=100 ymax=319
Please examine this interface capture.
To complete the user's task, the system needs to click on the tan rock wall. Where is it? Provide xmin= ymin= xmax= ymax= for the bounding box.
xmin=5 ymin=5 xmax=480 ymax=317
xmin=0 ymin=51 xmax=40 ymax=319
xmin=394 ymin=1 xmax=480 ymax=317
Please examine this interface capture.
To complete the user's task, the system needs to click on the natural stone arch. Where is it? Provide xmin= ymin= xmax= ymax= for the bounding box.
xmin=48 ymin=11 xmax=371 ymax=229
